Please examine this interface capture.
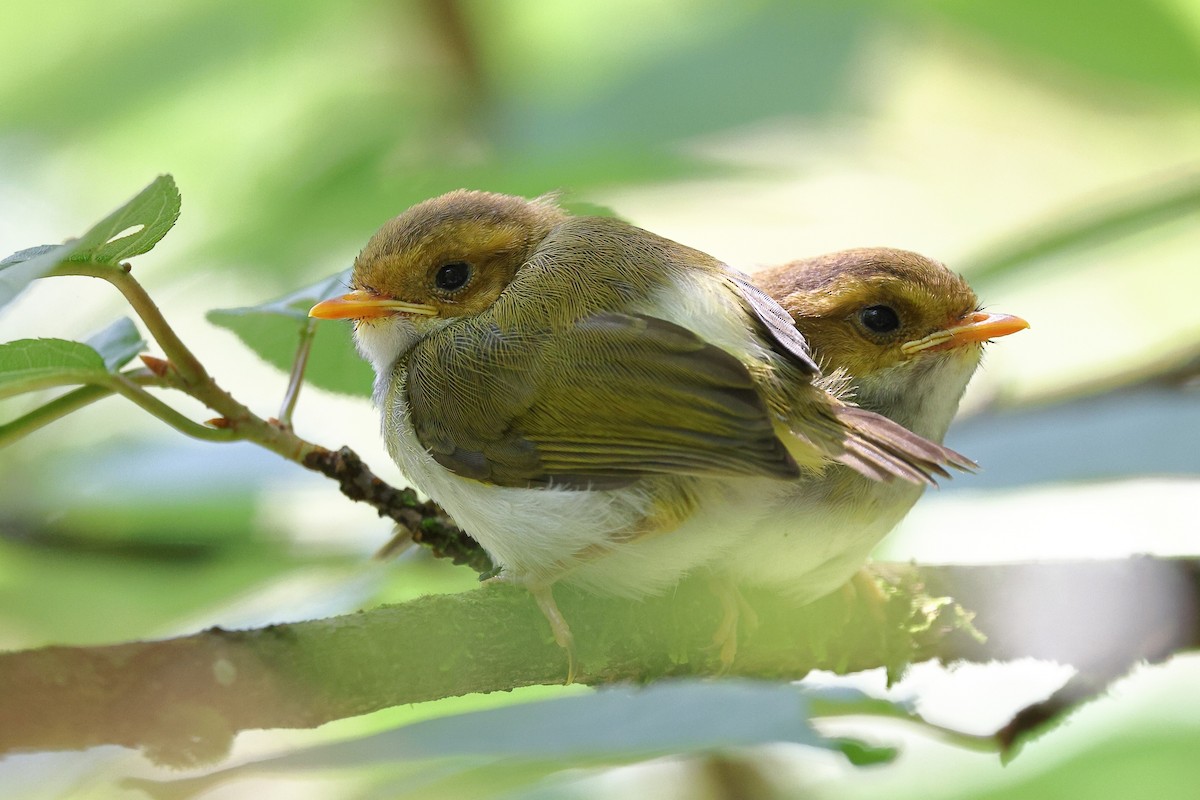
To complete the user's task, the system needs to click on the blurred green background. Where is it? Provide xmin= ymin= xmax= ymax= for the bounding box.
xmin=1 ymin=0 xmax=1198 ymax=798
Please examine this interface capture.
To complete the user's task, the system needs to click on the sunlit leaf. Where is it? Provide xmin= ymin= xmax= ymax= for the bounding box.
xmin=0 ymin=338 xmax=107 ymax=398
xmin=963 ymin=174 xmax=1200 ymax=283
xmin=829 ymin=736 xmax=900 ymax=766
xmin=0 ymin=175 xmax=181 ymax=310
xmin=69 ymin=174 xmax=182 ymax=264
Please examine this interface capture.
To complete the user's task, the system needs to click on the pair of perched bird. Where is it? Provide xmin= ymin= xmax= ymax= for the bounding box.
xmin=310 ymin=190 xmax=1026 ymax=676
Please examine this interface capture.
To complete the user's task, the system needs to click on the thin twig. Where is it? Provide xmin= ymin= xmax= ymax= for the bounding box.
xmin=53 ymin=262 xmax=209 ymax=385
xmin=0 ymin=385 xmax=110 ymax=447
xmin=102 ymin=374 xmax=238 ymax=442
xmin=0 ymin=369 xmax=162 ymax=447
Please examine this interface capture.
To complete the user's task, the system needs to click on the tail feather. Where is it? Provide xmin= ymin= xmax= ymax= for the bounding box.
xmin=834 ymin=406 xmax=976 ymax=486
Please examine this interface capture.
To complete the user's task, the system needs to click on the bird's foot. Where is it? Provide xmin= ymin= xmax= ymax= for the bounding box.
xmin=840 ymin=567 xmax=889 ymax=625
xmin=528 ymin=583 xmax=577 ymax=684
xmin=708 ymin=577 xmax=759 ymax=672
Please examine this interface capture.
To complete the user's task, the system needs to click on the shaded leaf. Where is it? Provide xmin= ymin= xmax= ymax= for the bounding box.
xmin=946 ymin=387 xmax=1200 ymax=490
xmin=207 ymin=270 xmax=373 ymax=396
xmin=146 ymin=681 xmax=884 ymax=796
xmin=85 ymin=317 xmax=146 ymax=372
xmin=0 ymin=244 xmax=66 ymax=267
xmin=0 ymin=242 xmax=84 ymax=311
xmin=215 ymin=269 xmax=352 ymax=322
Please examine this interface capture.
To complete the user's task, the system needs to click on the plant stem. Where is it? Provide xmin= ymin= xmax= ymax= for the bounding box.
xmin=102 ymin=374 xmax=238 ymax=442
xmin=4 ymin=557 xmax=1194 ymax=765
xmin=55 ymin=260 xmax=311 ymax=460
xmin=0 ymin=369 xmax=157 ymax=447
xmin=54 ymin=262 xmax=209 ymax=386
xmin=278 ymin=318 xmax=317 ymax=429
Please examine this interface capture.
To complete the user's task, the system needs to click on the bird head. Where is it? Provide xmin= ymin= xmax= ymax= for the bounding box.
xmin=309 ymin=190 xmax=565 ymax=373
xmin=754 ymin=248 xmax=1028 ymax=440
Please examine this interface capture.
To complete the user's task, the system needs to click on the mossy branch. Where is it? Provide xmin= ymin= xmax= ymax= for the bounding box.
xmin=1 ymin=557 xmax=1195 ymax=768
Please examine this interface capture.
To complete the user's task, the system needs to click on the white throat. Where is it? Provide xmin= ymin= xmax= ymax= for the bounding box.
xmin=353 ymin=316 xmax=443 ymax=404
xmin=853 ymin=349 xmax=981 ymax=442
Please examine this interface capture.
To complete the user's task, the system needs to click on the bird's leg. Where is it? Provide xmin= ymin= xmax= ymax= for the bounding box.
xmin=840 ymin=567 xmax=889 ymax=625
xmin=530 ymin=583 xmax=577 ymax=684
xmin=481 ymin=574 xmax=577 ymax=683
xmin=708 ymin=576 xmax=759 ymax=671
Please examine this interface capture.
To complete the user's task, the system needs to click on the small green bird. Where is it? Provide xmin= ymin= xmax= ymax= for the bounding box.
xmin=310 ymin=192 xmax=974 ymax=676
xmin=721 ymin=248 xmax=1028 ymax=603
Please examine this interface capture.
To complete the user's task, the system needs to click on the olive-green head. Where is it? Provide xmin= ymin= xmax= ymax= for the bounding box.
xmin=309 ymin=189 xmax=566 ymax=370
xmin=754 ymin=248 xmax=1027 ymax=435
xmin=355 ymin=190 xmax=565 ymax=317
xmin=756 ymin=249 xmax=983 ymax=377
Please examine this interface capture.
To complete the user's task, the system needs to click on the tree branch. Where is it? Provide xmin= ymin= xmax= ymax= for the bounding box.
xmin=1 ymin=557 xmax=1195 ymax=767
xmin=40 ymin=261 xmax=487 ymax=571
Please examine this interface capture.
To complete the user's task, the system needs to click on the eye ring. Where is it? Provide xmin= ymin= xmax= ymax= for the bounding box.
xmin=434 ymin=261 xmax=472 ymax=292
xmin=859 ymin=304 xmax=900 ymax=333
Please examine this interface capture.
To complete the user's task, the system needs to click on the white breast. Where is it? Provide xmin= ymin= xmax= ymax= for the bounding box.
xmin=380 ymin=370 xmax=779 ymax=595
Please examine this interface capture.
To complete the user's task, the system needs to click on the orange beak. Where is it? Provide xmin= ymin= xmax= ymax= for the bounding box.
xmin=308 ymin=290 xmax=438 ymax=320
xmin=901 ymin=311 xmax=1029 ymax=355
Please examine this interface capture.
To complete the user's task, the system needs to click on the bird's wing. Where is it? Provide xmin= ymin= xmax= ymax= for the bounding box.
xmin=405 ymin=312 xmax=801 ymax=489
xmin=728 ymin=274 xmax=820 ymax=375
xmin=728 ymin=272 xmax=976 ymax=486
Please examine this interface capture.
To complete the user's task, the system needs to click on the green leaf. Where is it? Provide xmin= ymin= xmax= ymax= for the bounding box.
xmin=0 ymin=338 xmax=107 ymax=398
xmin=0 ymin=319 xmax=143 ymax=400
xmin=207 ymin=269 xmax=374 ymax=396
xmin=69 ymin=174 xmax=181 ymax=264
xmin=219 ymin=269 xmax=351 ymax=322
xmin=85 ymin=317 xmax=146 ymax=372
xmin=0 ymin=175 xmax=181 ymax=311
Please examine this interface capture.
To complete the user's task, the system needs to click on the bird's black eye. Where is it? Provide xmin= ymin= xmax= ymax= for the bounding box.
xmin=859 ymin=305 xmax=900 ymax=333
xmin=434 ymin=261 xmax=471 ymax=292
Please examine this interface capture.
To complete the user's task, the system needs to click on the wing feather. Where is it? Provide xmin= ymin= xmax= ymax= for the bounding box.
xmin=406 ymin=312 xmax=801 ymax=488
